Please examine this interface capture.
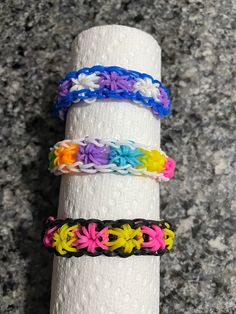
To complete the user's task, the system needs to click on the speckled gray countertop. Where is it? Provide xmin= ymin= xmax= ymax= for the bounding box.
xmin=0 ymin=1 xmax=235 ymax=313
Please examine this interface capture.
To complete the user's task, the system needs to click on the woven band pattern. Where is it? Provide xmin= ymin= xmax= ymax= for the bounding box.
xmin=53 ymin=65 xmax=171 ymax=119
xmin=43 ymin=217 xmax=175 ymax=258
xmin=48 ymin=137 xmax=176 ymax=181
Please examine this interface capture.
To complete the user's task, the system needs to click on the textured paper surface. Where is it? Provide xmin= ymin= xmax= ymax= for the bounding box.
xmin=50 ymin=25 xmax=161 ymax=314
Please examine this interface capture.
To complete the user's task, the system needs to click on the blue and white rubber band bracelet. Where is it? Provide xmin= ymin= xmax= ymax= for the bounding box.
xmin=53 ymin=65 xmax=171 ymax=120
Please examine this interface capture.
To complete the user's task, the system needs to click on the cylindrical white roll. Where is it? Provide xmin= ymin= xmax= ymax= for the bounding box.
xmin=50 ymin=25 xmax=161 ymax=314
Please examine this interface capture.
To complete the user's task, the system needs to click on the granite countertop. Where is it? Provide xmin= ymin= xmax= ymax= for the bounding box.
xmin=0 ymin=1 xmax=235 ymax=313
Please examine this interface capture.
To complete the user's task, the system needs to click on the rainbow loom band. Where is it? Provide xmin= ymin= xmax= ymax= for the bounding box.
xmin=43 ymin=217 xmax=175 ymax=258
xmin=48 ymin=137 xmax=176 ymax=181
xmin=53 ymin=65 xmax=171 ymax=120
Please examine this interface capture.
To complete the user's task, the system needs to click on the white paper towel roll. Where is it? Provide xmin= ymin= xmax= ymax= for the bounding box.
xmin=50 ymin=25 xmax=161 ymax=314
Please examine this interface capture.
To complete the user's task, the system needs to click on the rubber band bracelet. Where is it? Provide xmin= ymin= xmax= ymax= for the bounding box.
xmin=53 ymin=65 xmax=171 ymax=120
xmin=48 ymin=137 xmax=176 ymax=181
xmin=43 ymin=217 xmax=175 ymax=258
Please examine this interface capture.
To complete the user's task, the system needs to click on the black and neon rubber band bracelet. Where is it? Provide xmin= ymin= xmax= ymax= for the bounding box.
xmin=43 ymin=217 xmax=175 ymax=258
